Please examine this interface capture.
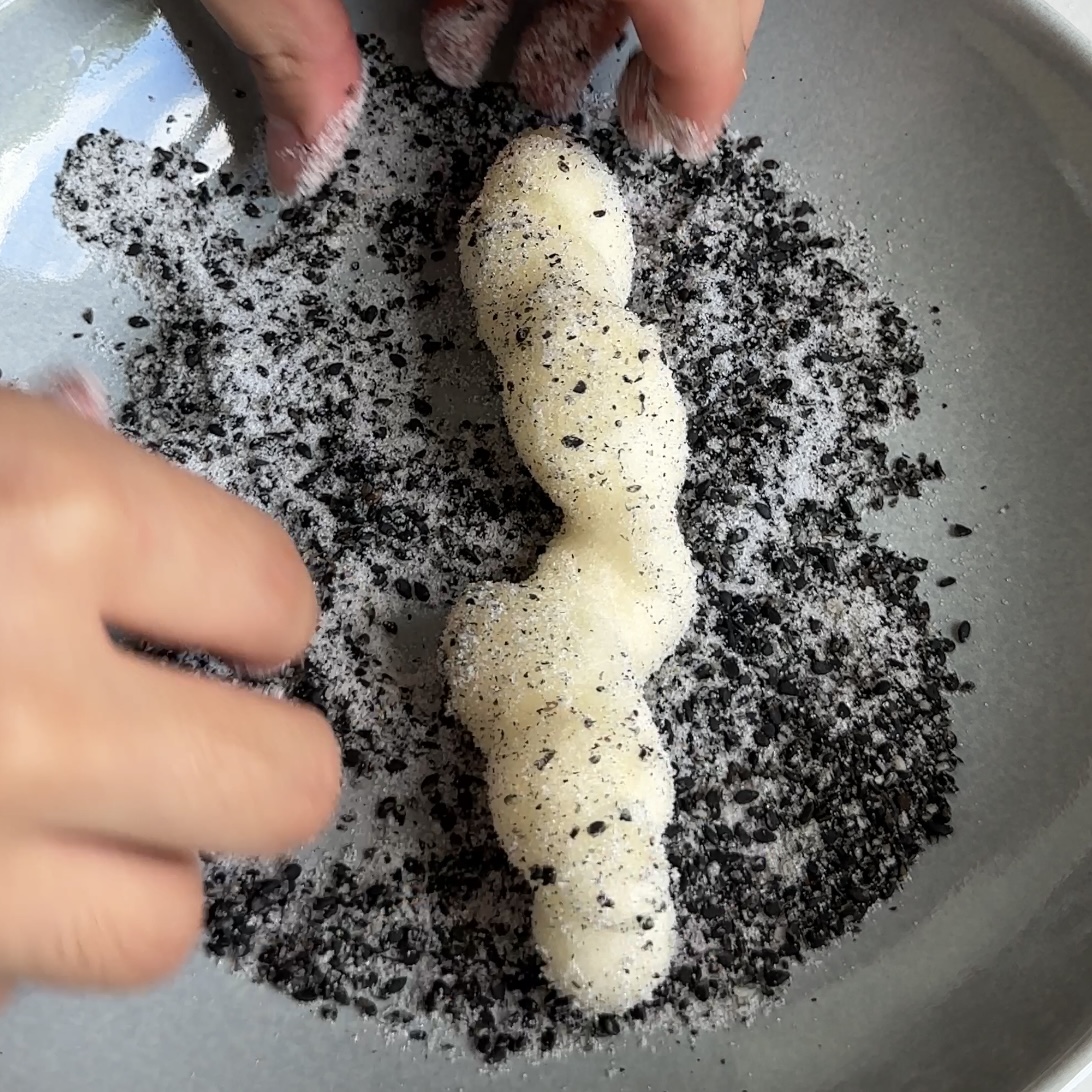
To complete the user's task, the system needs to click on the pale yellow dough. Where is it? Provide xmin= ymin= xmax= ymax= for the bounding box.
xmin=442 ymin=129 xmax=697 ymax=1013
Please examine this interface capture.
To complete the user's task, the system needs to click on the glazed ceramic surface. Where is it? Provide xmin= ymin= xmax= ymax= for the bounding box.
xmin=2 ymin=1 xmax=1092 ymax=1089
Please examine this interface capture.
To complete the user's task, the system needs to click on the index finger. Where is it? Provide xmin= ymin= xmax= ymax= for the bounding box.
xmin=621 ymin=0 xmax=763 ymax=159
xmin=0 ymin=389 xmax=317 ymax=670
xmin=198 ymin=0 xmax=364 ymax=198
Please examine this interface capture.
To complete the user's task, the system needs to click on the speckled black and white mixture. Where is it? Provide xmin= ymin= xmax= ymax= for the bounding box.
xmin=53 ymin=38 xmax=964 ymax=1062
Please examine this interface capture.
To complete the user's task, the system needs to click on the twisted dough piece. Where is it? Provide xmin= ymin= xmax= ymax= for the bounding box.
xmin=442 ymin=129 xmax=697 ymax=1012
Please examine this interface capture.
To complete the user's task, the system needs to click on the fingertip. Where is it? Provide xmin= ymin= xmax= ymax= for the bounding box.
xmin=617 ymin=49 xmax=738 ymax=162
xmin=0 ymin=839 xmax=206 ymax=991
xmin=289 ymin=704 xmax=344 ymax=843
xmin=114 ymin=854 xmax=206 ymax=988
xmin=200 ymin=0 xmax=366 ymax=200
xmin=422 ymin=0 xmax=514 ymax=90
xmin=251 ymin=701 xmax=342 ymax=854
xmin=237 ymin=518 xmax=320 ymax=670
xmin=621 ymin=0 xmax=751 ymax=160
xmin=264 ymin=63 xmax=366 ymax=200
xmin=512 ymin=0 xmax=629 ymax=119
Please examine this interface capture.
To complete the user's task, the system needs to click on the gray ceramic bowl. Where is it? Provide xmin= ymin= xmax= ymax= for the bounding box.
xmin=2 ymin=1 xmax=1092 ymax=1089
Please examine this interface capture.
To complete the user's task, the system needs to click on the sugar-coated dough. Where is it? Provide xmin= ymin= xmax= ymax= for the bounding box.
xmin=442 ymin=129 xmax=697 ymax=1013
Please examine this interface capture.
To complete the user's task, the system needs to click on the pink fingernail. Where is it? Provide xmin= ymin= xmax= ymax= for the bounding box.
xmin=44 ymin=368 xmax=113 ymax=428
xmin=265 ymin=64 xmax=367 ymax=201
xmin=617 ymin=51 xmax=721 ymax=164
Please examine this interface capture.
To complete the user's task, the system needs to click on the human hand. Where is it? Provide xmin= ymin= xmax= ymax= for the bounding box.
xmin=0 ymin=382 xmax=341 ymax=998
xmin=197 ymin=0 xmax=763 ymax=199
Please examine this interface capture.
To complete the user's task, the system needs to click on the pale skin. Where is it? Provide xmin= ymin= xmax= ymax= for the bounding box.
xmin=0 ymin=0 xmax=763 ymax=1005
xmin=0 ymin=389 xmax=341 ymax=1005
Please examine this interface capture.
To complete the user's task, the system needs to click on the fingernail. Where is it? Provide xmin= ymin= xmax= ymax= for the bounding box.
xmin=617 ymin=52 xmax=721 ymax=164
xmin=265 ymin=66 xmax=367 ymax=201
xmin=44 ymin=368 xmax=113 ymax=428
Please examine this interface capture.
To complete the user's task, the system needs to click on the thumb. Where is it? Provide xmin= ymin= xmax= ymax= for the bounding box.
xmin=200 ymin=0 xmax=365 ymax=199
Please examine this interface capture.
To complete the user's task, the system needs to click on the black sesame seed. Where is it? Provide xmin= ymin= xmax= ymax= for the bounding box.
xmin=561 ymin=435 xmax=584 ymax=448
xmin=596 ymin=1014 xmax=621 ymax=1036
xmin=950 ymin=523 xmax=973 ymax=537
xmin=937 ymin=576 xmax=956 ymax=587
xmin=587 ymin=821 xmax=607 ymax=836
xmin=956 ymin=620 xmax=971 ymax=643
xmin=734 ymin=789 xmax=759 ymax=805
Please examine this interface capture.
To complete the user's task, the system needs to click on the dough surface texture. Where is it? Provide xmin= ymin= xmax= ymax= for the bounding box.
xmin=443 ymin=128 xmax=697 ymax=1013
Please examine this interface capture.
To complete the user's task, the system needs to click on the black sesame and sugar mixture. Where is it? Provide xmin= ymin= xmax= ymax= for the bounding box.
xmin=52 ymin=38 xmax=963 ymax=1063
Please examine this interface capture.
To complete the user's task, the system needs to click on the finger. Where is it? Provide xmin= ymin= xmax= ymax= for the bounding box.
xmin=0 ymin=647 xmax=341 ymax=856
xmin=199 ymin=0 xmax=365 ymax=199
xmin=619 ymin=0 xmax=752 ymax=160
xmin=512 ymin=0 xmax=629 ymax=119
xmin=422 ymin=0 xmax=517 ymax=90
xmin=0 ymin=389 xmax=317 ymax=671
xmin=0 ymin=832 xmax=203 ymax=989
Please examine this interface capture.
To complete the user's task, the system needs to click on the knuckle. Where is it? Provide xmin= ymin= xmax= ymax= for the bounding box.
xmin=249 ymin=48 xmax=307 ymax=88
